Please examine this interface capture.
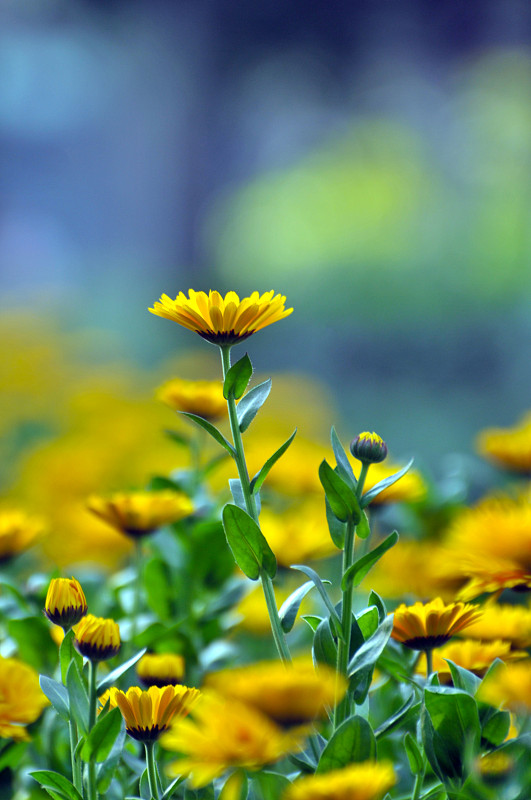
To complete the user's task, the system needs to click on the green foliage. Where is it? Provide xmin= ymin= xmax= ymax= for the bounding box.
xmin=39 ymin=676 xmax=70 ymax=721
xmin=341 ymin=531 xmax=399 ymax=590
xmin=360 ymin=458 xmax=414 ymax=508
xmin=249 ymin=428 xmax=297 ymax=493
xmin=278 ymin=580 xmax=317 ymax=633
xmin=80 ymin=707 xmax=123 ymax=763
xmin=237 ymin=379 xmax=272 ymax=432
xmin=96 ymin=649 xmax=147 ymax=693
xmin=180 ymin=412 xmax=236 ymax=457
xmin=222 ymin=503 xmax=277 ymax=579
xmin=319 ymin=459 xmax=361 ymax=523
xmin=223 ymin=353 xmax=253 ymax=400
xmin=317 ymin=715 xmax=376 ymax=772
xmin=348 ymin=615 xmax=394 ymax=677
xmin=30 ymin=770 xmax=83 ymax=800
xmin=66 ymin=661 xmax=89 ymax=736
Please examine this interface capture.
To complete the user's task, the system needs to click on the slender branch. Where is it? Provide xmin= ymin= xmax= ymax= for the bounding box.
xmin=86 ymin=659 xmax=98 ymax=800
xmin=145 ymin=742 xmax=160 ymax=800
xmin=68 ymin=717 xmax=83 ymax=794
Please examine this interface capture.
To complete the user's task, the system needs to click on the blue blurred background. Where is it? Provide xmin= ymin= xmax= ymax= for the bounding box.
xmin=1 ymin=0 xmax=531 ymax=469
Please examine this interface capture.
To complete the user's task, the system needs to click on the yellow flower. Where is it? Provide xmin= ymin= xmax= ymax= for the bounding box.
xmin=479 ymin=660 xmax=531 ymax=712
xmin=161 ymin=691 xmax=304 ymax=787
xmin=0 ymin=509 xmax=44 ymax=562
xmin=233 ymin=583 xmax=296 ymax=635
xmin=260 ymin=500 xmax=338 ymax=567
xmin=355 ymin=460 xmax=426 ymax=504
xmin=156 ymin=377 xmax=227 ymax=421
xmin=205 ymin=658 xmax=346 ymax=728
xmin=416 ymin=639 xmax=527 ymax=680
xmin=44 ymin=577 xmax=88 ymax=629
xmin=391 ymin=598 xmax=482 ymax=650
xmin=73 ymin=614 xmax=121 ymax=661
xmin=350 ymin=432 xmax=388 ymax=465
xmin=368 ymin=539 xmax=462 ymax=601
xmin=0 ymin=656 xmax=49 ymax=740
xmin=460 ymin=602 xmax=531 ymax=649
xmin=137 ymin=653 xmax=185 ymax=687
xmin=245 ymin=435 xmax=329 ymax=496
xmin=282 ymin=761 xmax=396 ymax=800
xmin=100 ymin=685 xmax=200 ymax=742
xmin=149 ymin=290 xmax=293 ymax=345
xmin=86 ymin=490 xmax=193 ymax=539
xmin=477 ymin=412 xmax=531 ymax=474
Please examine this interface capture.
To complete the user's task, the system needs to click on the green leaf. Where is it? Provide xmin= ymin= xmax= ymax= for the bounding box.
xmin=422 ymin=687 xmax=481 ymax=786
xmin=360 ymin=458 xmax=414 ymax=508
xmin=60 ymin=629 xmax=83 ymax=685
xmin=290 ymin=565 xmax=342 ymax=636
xmin=278 ymin=581 xmax=317 ymax=633
xmin=160 ymin=777 xmax=186 ymax=800
xmin=375 ymin=693 xmax=419 ymax=739
xmin=30 ymin=770 xmax=83 ymax=800
xmin=66 ymin=660 xmax=89 ymax=736
xmin=318 ymin=460 xmax=361 ymax=523
xmin=8 ymin=616 xmax=54 ymax=670
xmin=237 ymin=378 xmax=272 ymax=432
xmin=96 ymin=726 xmax=126 ymax=792
xmin=80 ymin=706 xmax=123 ymax=763
xmin=250 ymin=429 xmax=297 ymax=494
xmin=39 ymin=675 xmax=70 ymax=721
xmin=325 ymin=498 xmax=346 ymax=549
xmin=356 ymin=606 xmax=379 ymax=640
xmin=317 ymin=715 xmax=376 ymax=772
xmin=229 ymin=478 xmax=261 ymax=515
xmin=251 ymin=770 xmax=291 ymax=799
xmin=347 ymin=615 xmax=394 ymax=677
xmin=96 ymin=648 xmax=147 ymax=693
xmin=355 ymin=509 xmax=371 ymax=540
xmin=164 ymin=429 xmax=190 ymax=447
xmin=404 ymin=732 xmax=424 ymax=775
xmin=222 ymin=504 xmax=277 ymax=580
xmin=180 ymin=412 xmax=235 ymax=457
xmin=301 ymin=615 xmax=322 ymax=632
xmin=223 ymin=353 xmax=253 ymax=400
xmin=144 ymin=557 xmax=174 ymax=621
xmin=341 ymin=531 xmax=399 ymax=590
xmin=445 ymin=660 xmax=481 ymax=696
xmin=480 ymin=708 xmax=511 ymax=747
xmin=330 ymin=426 xmax=357 ymax=489
xmin=0 ymin=741 xmax=26 ymax=772
xmin=312 ymin=617 xmax=337 ymax=668
xmin=368 ymin=590 xmax=387 ymax=623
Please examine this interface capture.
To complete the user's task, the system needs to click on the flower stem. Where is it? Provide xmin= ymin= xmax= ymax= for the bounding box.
xmin=425 ymin=648 xmax=433 ymax=679
xmin=69 ymin=717 xmax=82 ymax=793
xmin=131 ymin=539 xmax=143 ymax=648
xmin=86 ymin=659 xmax=98 ymax=800
xmin=144 ymin=742 xmax=160 ymax=800
xmin=334 ymin=517 xmax=356 ymax=727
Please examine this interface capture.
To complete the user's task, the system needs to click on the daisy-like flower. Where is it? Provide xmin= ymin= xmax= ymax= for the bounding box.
xmin=416 ymin=638 xmax=527 ymax=681
xmin=100 ymin=685 xmax=200 ymax=742
xmin=156 ymin=377 xmax=227 ymax=421
xmin=282 ymin=761 xmax=396 ymax=800
xmin=460 ymin=602 xmax=531 ymax=649
xmin=44 ymin=576 xmax=88 ymax=629
xmin=0 ymin=656 xmax=49 ymax=740
xmin=205 ymin=658 xmax=346 ymax=728
xmin=73 ymin=614 xmax=121 ymax=661
xmin=477 ymin=412 xmax=531 ymax=474
xmin=137 ymin=653 xmax=185 ymax=687
xmin=391 ymin=597 xmax=482 ymax=650
xmin=354 ymin=460 xmax=426 ymax=505
xmin=479 ymin=660 xmax=531 ymax=713
xmin=0 ymin=509 xmax=44 ymax=562
xmin=161 ymin=691 xmax=305 ymax=787
xmin=86 ymin=490 xmax=193 ymax=539
xmin=350 ymin=432 xmax=388 ymax=465
xmin=149 ymin=290 xmax=293 ymax=346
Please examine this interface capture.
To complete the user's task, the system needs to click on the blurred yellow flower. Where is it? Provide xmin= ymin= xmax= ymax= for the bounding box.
xmin=86 ymin=490 xmax=193 ymax=539
xmin=245 ymin=435 xmax=329 ymax=496
xmin=356 ymin=460 xmax=426 ymax=504
xmin=461 ymin=602 xmax=531 ymax=649
xmin=416 ymin=638 xmax=527 ymax=680
xmin=391 ymin=597 xmax=482 ymax=650
xmin=260 ymin=500 xmax=338 ymax=567
xmin=477 ymin=412 xmax=531 ymax=474
xmin=44 ymin=576 xmax=87 ymax=629
xmin=100 ymin=685 xmax=200 ymax=742
xmin=149 ymin=290 xmax=292 ymax=345
xmin=0 ymin=509 xmax=44 ymax=562
xmin=0 ymin=656 xmax=49 ymax=740
xmin=137 ymin=653 xmax=185 ymax=687
xmin=233 ymin=583 xmax=295 ymax=635
xmin=156 ymin=377 xmax=227 ymax=420
xmin=282 ymin=761 xmax=396 ymax=800
xmin=73 ymin=614 xmax=121 ymax=661
xmin=479 ymin=660 xmax=531 ymax=712
xmin=369 ymin=539 xmax=461 ymax=601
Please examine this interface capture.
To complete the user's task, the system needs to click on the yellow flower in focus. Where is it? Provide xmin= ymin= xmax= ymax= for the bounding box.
xmin=137 ymin=653 xmax=185 ymax=687
xmin=44 ymin=576 xmax=88 ymax=629
xmin=260 ymin=500 xmax=339 ymax=567
xmin=149 ymin=290 xmax=293 ymax=345
xmin=391 ymin=598 xmax=482 ymax=650
xmin=282 ymin=761 xmax=396 ymax=800
xmin=461 ymin=602 xmax=531 ymax=649
xmin=73 ymin=614 xmax=121 ymax=661
xmin=0 ymin=509 xmax=44 ymax=562
xmin=100 ymin=685 xmax=200 ymax=742
xmin=416 ymin=639 xmax=527 ymax=680
xmin=477 ymin=412 xmax=531 ymax=474
xmin=86 ymin=490 xmax=193 ymax=539
xmin=156 ymin=377 xmax=227 ymax=421
xmin=206 ymin=658 xmax=346 ymax=728
xmin=0 ymin=656 xmax=49 ymax=740
xmin=479 ymin=660 xmax=531 ymax=712
xmin=161 ymin=691 xmax=304 ymax=787
xmin=356 ymin=460 xmax=426 ymax=504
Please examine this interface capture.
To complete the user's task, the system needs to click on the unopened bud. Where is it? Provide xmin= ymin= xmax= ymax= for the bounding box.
xmin=350 ymin=432 xmax=388 ymax=464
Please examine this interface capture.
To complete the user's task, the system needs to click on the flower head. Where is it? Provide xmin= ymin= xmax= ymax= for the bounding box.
xmin=282 ymin=761 xmax=396 ymax=800
xmin=0 ymin=509 xmax=44 ymax=562
xmin=73 ymin=614 xmax=120 ymax=661
xmin=86 ymin=490 xmax=193 ymax=539
xmin=100 ymin=684 xmax=200 ymax=742
xmin=137 ymin=653 xmax=185 ymax=687
xmin=149 ymin=290 xmax=292 ymax=346
xmin=44 ymin=577 xmax=88 ymax=629
xmin=460 ymin=602 xmax=531 ymax=649
xmin=260 ymin=500 xmax=338 ymax=567
xmin=479 ymin=660 xmax=531 ymax=713
xmin=416 ymin=639 xmax=527 ymax=681
xmin=391 ymin=597 xmax=482 ymax=650
xmin=350 ymin=432 xmax=388 ymax=465
xmin=156 ymin=377 xmax=227 ymax=421
xmin=477 ymin=412 xmax=531 ymax=474
xmin=0 ymin=656 xmax=49 ymax=740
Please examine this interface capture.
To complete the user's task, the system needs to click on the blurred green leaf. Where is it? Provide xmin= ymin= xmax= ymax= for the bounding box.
xmin=237 ymin=378 xmax=271 ymax=432
xmin=312 ymin=616 xmax=337 ymax=668
xmin=480 ymin=707 xmax=511 ymax=747
xmin=360 ymin=459 xmax=414 ymax=508
xmin=250 ymin=429 xmax=297 ymax=494
xmin=223 ymin=353 xmax=253 ymax=400
xmin=80 ymin=706 xmax=123 ymax=763
xmin=180 ymin=412 xmax=235 ymax=457
xmin=278 ymin=581 xmax=317 ymax=633
xmin=330 ymin=426 xmax=357 ymax=489
xmin=144 ymin=557 xmax=174 ymax=620
xmin=325 ymin=497 xmax=346 ymax=549
xmin=348 ymin=615 xmax=393 ymax=677
xmin=30 ymin=770 xmax=83 ymax=800
xmin=422 ymin=687 xmax=481 ymax=786
xmin=319 ymin=460 xmax=361 ymax=523
xmin=301 ymin=614 xmax=322 ymax=632
xmin=96 ymin=649 xmax=147 ymax=693
xmin=356 ymin=510 xmax=371 ymax=540
xmin=404 ymin=731 xmax=424 ymax=774
xmin=290 ymin=565 xmax=341 ymax=636
xmin=342 ymin=532 xmax=399 ymax=590
xmin=39 ymin=675 xmax=69 ymax=721
xmin=251 ymin=770 xmax=291 ymax=799
xmin=375 ymin=693 xmax=419 ymax=739
xmin=66 ymin=661 xmax=89 ymax=736
xmin=445 ymin=660 xmax=481 ymax=696
xmin=356 ymin=606 xmax=379 ymax=640
xmin=96 ymin=722 xmax=126 ymax=792
xmin=8 ymin=616 xmax=54 ymax=670
xmin=317 ymin=715 xmax=376 ymax=772
xmin=222 ymin=504 xmax=276 ymax=580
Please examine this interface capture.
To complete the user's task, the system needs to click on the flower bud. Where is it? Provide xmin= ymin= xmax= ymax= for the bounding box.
xmin=350 ymin=432 xmax=388 ymax=464
xmin=73 ymin=614 xmax=121 ymax=662
xmin=137 ymin=653 xmax=185 ymax=687
xmin=44 ymin=577 xmax=88 ymax=630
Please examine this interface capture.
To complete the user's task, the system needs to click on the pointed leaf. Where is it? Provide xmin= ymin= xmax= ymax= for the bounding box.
xmin=312 ymin=616 xmax=337 ymax=668
xmin=325 ymin=498 xmax=346 ymax=549
xmin=66 ymin=660 xmax=89 ymax=736
xmin=180 ymin=412 xmax=235 ymax=457
xmin=360 ymin=458 xmax=414 ymax=508
xmin=60 ymin=629 xmax=83 ymax=684
xmin=222 ymin=504 xmax=276 ymax=580
xmin=348 ymin=615 xmax=394 ymax=677
xmin=316 ymin=715 xmax=376 ymax=772
xmin=96 ymin=724 xmax=126 ymax=792
xmin=223 ymin=353 xmax=253 ymax=400
xmin=290 ymin=564 xmax=342 ymax=634
xmin=96 ymin=649 xmax=147 ymax=693
xmin=422 ymin=687 xmax=481 ymax=785
xmin=356 ymin=606 xmax=379 ymax=640
xmin=404 ymin=731 xmax=424 ymax=774
xmin=375 ymin=693 xmax=419 ymax=739
xmin=319 ymin=460 xmax=361 ymax=523
xmin=229 ymin=479 xmax=261 ymax=515
xmin=250 ymin=429 xmax=297 ymax=494
xmin=237 ymin=378 xmax=272 ymax=432
xmin=39 ymin=675 xmax=69 ymax=721
xmin=445 ymin=660 xmax=481 ymax=696
xmin=278 ymin=580 xmax=319 ymax=633
xmin=30 ymin=770 xmax=83 ymax=800
xmin=342 ymin=532 xmax=399 ymax=590
xmin=80 ymin=706 xmax=123 ymax=763
xmin=331 ymin=426 xmax=357 ymax=489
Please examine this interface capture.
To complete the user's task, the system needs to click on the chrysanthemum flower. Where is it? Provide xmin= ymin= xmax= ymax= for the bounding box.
xmin=355 ymin=460 xmax=426 ymax=505
xmin=479 ymin=660 xmax=531 ymax=712
xmin=0 ymin=509 xmax=44 ymax=562
xmin=260 ymin=500 xmax=339 ymax=567
xmin=391 ymin=597 xmax=482 ymax=650
xmin=477 ymin=412 xmax=531 ymax=474
xmin=100 ymin=685 xmax=200 ymax=742
xmin=73 ymin=614 xmax=121 ymax=661
xmin=282 ymin=761 xmax=396 ymax=800
xmin=416 ymin=639 xmax=527 ymax=680
xmin=161 ymin=691 xmax=304 ymax=787
xmin=205 ymin=658 xmax=346 ymax=728
xmin=137 ymin=653 xmax=185 ymax=687
xmin=86 ymin=490 xmax=193 ymax=539
xmin=44 ymin=576 xmax=88 ymax=629
xmin=156 ymin=377 xmax=227 ymax=421
xmin=0 ymin=656 xmax=49 ymax=740
xmin=149 ymin=290 xmax=293 ymax=346
xmin=460 ymin=602 xmax=531 ymax=649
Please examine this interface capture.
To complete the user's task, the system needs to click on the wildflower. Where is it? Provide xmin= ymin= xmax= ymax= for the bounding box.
xmin=479 ymin=660 xmax=531 ymax=713
xmin=86 ymin=490 xmax=193 ymax=539
xmin=477 ymin=412 xmax=531 ymax=474
xmin=100 ymin=685 xmax=200 ymax=742
xmin=148 ymin=290 xmax=292 ymax=346
xmin=416 ymin=639 xmax=527 ymax=681
xmin=0 ymin=656 xmax=49 ymax=740
xmin=282 ymin=761 xmax=396 ymax=800
xmin=355 ymin=460 xmax=426 ymax=504
xmin=0 ymin=509 xmax=44 ymax=562
xmin=205 ymin=658 xmax=346 ymax=728
xmin=391 ymin=597 xmax=482 ymax=650
xmin=162 ymin=691 xmax=304 ymax=787
xmin=44 ymin=577 xmax=88 ymax=629
xmin=350 ymin=432 xmax=388 ymax=465
xmin=137 ymin=653 xmax=185 ymax=687
xmin=73 ymin=614 xmax=120 ymax=661
xmin=156 ymin=377 xmax=227 ymax=420
xmin=260 ymin=500 xmax=339 ymax=567
xmin=460 ymin=602 xmax=531 ymax=649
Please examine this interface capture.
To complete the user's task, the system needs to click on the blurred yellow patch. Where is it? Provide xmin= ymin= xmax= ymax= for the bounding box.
xmin=477 ymin=411 xmax=531 ymax=474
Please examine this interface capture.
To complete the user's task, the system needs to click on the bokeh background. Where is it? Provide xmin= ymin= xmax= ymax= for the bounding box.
xmin=2 ymin=0 xmax=531 ymax=537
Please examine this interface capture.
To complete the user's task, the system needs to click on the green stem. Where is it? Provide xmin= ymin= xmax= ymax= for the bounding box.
xmin=68 ymin=717 xmax=83 ymax=794
xmin=86 ymin=660 xmax=98 ymax=800
xmin=260 ymin=567 xmax=292 ymax=663
xmin=425 ymin=648 xmax=433 ymax=679
xmin=131 ymin=539 xmax=143 ymax=648
xmin=334 ymin=517 xmax=356 ymax=728
xmin=411 ymin=765 xmax=426 ymax=800
xmin=144 ymin=741 xmax=160 ymax=800
xmin=357 ymin=462 xmax=370 ymax=499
